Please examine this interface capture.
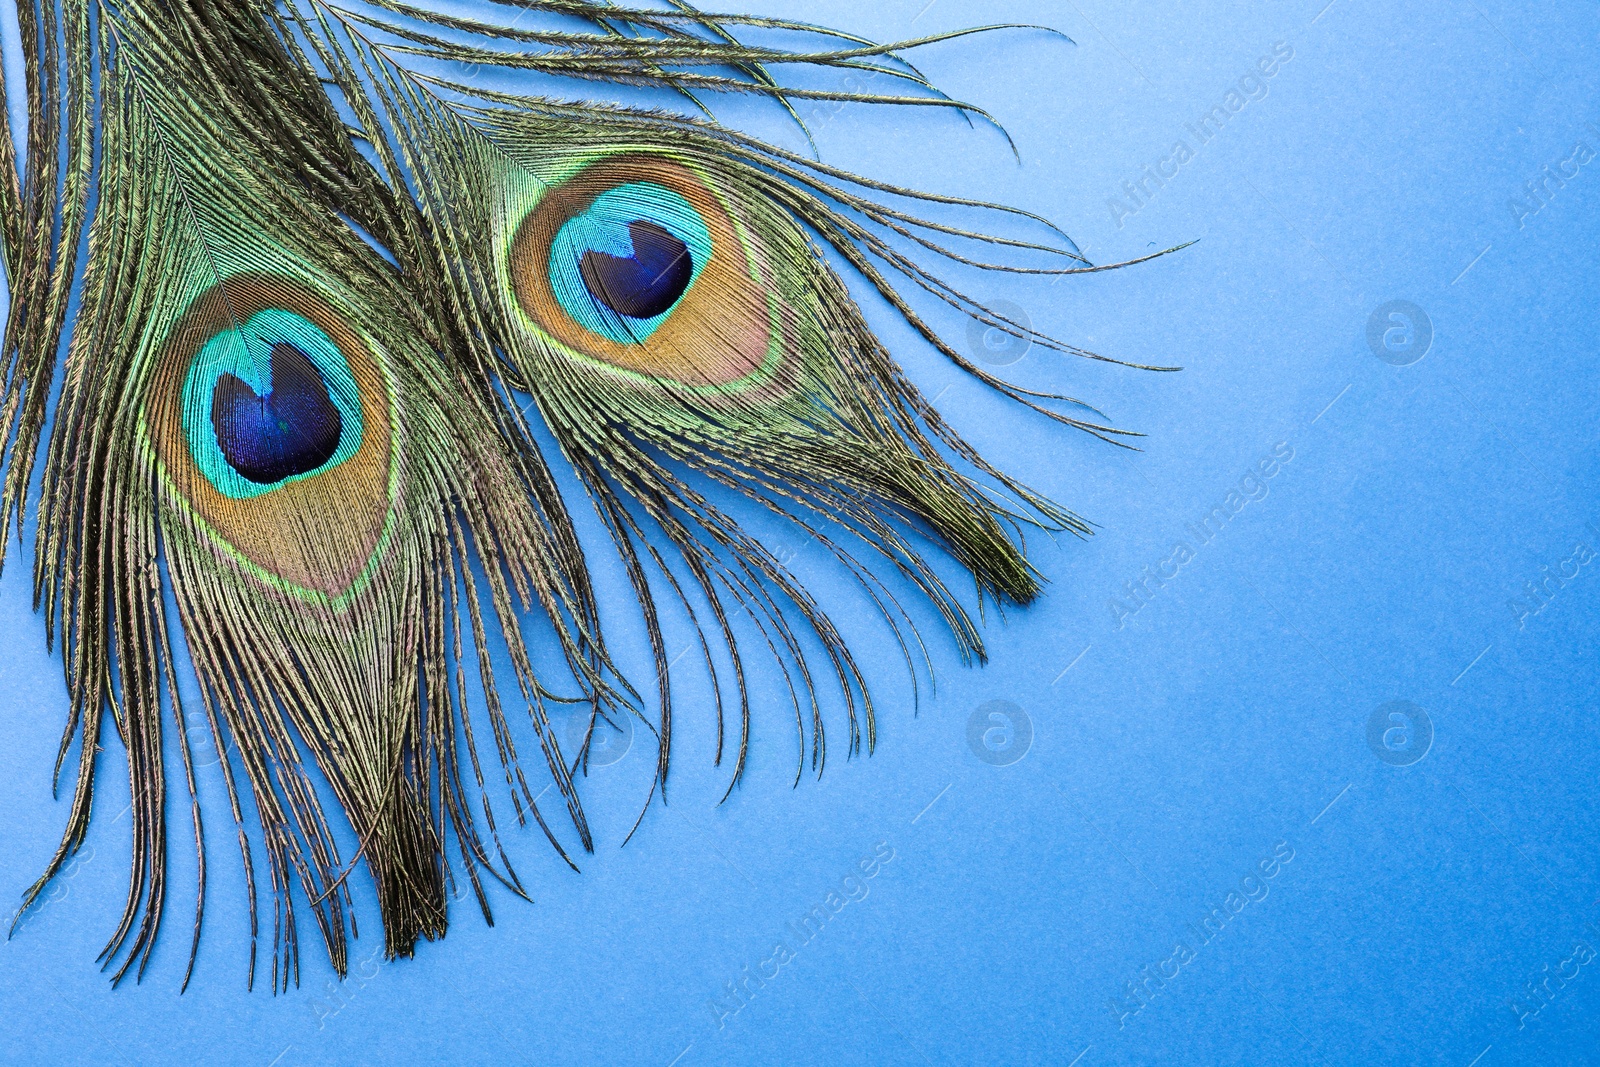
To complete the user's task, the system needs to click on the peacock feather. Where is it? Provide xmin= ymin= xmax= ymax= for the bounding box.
xmin=0 ymin=0 xmax=1175 ymax=986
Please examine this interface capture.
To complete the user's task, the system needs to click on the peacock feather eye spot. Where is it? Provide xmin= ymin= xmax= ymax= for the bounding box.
xmin=147 ymin=277 xmax=397 ymax=600
xmin=546 ymin=181 xmax=713 ymax=345
xmin=181 ymin=308 xmax=366 ymax=499
xmin=210 ymin=341 xmax=344 ymax=485
xmin=509 ymin=158 xmax=775 ymax=387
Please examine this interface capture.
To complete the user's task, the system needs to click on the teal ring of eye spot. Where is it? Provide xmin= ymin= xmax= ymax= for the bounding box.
xmin=549 ymin=182 xmax=712 ymax=345
xmin=181 ymin=309 xmax=365 ymax=499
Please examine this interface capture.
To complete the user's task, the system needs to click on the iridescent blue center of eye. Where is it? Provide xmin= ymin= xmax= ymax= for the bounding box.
xmin=549 ymin=182 xmax=713 ymax=345
xmin=580 ymin=221 xmax=694 ymax=320
xmin=181 ymin=310 xmax=365 ymax=499
xmin=211 ymin=342 xmax=342 ymax=485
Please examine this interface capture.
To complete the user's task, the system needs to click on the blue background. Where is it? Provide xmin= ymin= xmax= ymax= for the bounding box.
xmin=2 ymin=0 xmax=1599 ymax=1064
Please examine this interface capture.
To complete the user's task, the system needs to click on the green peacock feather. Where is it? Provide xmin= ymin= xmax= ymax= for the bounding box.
xmin=0 ymin=0 xmax=1175 ymax=985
